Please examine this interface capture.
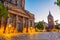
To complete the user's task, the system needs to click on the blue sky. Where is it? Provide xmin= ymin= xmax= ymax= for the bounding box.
xmin=25 ymin=0 xmax=60 ymax=23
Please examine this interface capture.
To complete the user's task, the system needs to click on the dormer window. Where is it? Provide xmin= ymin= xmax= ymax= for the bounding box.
xmin=17 ymin=0 xmax=21 ymax=7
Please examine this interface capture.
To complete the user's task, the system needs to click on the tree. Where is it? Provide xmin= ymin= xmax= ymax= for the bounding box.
xmin=54 ymin=0 xmax=60 ymax=7
xmin=36 ymin=22 xmax=44 ymax=30
xmin=55 ymin=24 xmax=60 ymax=32
xmin=0 ymin=3 xmax=8 ymax=33
xmin=54 ymin=0 xmax=60 ymax=32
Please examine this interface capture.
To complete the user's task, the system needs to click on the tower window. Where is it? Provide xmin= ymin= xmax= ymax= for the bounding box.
xmin=17 ymin=0 xmax=21 ymax=7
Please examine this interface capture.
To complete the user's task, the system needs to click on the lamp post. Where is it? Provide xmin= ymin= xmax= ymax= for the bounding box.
xmin=8 ymin=24 xmax=12 ymax=33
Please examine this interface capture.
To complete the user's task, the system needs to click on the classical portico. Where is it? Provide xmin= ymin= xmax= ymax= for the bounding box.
xmin=0 ymin=0 xmax=35 ymax=32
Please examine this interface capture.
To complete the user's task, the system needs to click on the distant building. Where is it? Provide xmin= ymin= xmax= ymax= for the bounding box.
xmin=42 ymin=20 xmax=48 ymax=28
xmin=46 ymin=11 xmax=54 ymax=31
xmin=0 ymin=0 xmax=35 ymax=32
xmin=35 ymin=21 xmax=48 ymax=30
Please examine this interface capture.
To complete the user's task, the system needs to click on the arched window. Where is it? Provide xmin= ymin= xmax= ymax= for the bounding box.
xmin=17 ymin=0 xmax=21 ymax=7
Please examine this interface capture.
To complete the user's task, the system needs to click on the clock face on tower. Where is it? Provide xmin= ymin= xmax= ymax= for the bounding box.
xmin=49 ymin=19 xmax=51 ymax=22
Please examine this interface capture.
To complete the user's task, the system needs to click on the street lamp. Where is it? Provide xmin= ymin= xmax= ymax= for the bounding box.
xmin=30 ymin=27 xmax=32 ymax=32
xmin=8 ymin=24 xmax=12 ymax=33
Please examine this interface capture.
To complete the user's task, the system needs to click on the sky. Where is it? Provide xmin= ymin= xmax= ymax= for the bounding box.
xmin=25 ymin=0 xmax=60 ymax=23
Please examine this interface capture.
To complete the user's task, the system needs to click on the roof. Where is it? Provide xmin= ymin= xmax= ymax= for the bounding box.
xmin=48 ymin=11 xmax=53 ymax=17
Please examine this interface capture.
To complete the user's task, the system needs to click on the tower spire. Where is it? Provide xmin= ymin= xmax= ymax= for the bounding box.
xmin=49 ymin=11 xmax=51 ymax=15
xmin=48 ymin=11 xmax=52 ymax=17
xmin=47 ymin=11 xmax=54 ymax=32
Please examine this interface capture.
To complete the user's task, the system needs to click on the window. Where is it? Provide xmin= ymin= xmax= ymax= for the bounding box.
xmin=18 ymin=18 xmax=21 ymax=22
xmin=30 ymin=21 xmax=32 ymax=27
xmin=23 ymin=20 xmax=25 ymax=26
xmin=9 ymin=16 xmax=13 ymax=24
xmin=17 ymin=0 xmax=21 ymax=7
xmin=12 ymin=0 xmax=17 ymax=5
xmin=17 ymin=23 xmax=20 ymax=32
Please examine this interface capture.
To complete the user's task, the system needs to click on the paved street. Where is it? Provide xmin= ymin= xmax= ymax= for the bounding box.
xmin=32 ymin=32 xmax=60 ymax=40
xmin=0 ymin=32 xmax=60 ymax=40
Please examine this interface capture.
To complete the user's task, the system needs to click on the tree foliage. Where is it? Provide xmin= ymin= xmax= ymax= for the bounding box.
xmin=54 ymin=0 xmax=60 ymax=7
xmin=55 ymin=24 xmax=60 ymax=32
xmin=0 ymin=2 xmax=8 ymax=23
xmin=55 ymin=24 xmax=60 ymax=29
xmin=0 ymin=3 xmax=8 ymax=20
xmin=0 ymin=2 xmax=8 ymax=33
xmin=36 ymin=22 xmax=44 ymax=30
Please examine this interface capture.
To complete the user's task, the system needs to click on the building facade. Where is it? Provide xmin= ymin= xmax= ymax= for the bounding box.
xmin=0 ymin=0 xmax=35 ymax=32
xmin=42 ymin=20 xmax=48 ymax=29
xmin=46 ymin=11 xmax=54 ymax=31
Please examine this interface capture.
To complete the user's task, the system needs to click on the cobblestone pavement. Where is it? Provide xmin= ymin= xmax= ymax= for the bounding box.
xmin=0 ymin=32 xmax=60 ymax=40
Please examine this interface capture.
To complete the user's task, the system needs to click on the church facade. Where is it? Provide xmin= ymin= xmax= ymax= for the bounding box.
xmin=46 ymin=11 xmax=54 ymax=31
xmin=0 ymin=0 xmax=35 ymax=32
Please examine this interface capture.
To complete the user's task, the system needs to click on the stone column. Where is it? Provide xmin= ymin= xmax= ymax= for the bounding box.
xmin=16 ymin=15 xmax=18 ymax=32
xmin=28 ymin=19 xmax=30 ymax=27
xmin=13 ymin=15 xmax=16 ymax=28
xmin=23 ymin=17 xmax=25 ymax=29
xmin=32 ymin=20 xmax=34 ymax=27
xmin=20 ymin=17 xmax=23 ymax=32
xmin=26 ymin=19 xmax=31 ymax=32
xmin=7 ymin=14 xmax=10 ymax=25
xmin=26 ymin=19 xmax=28 ymax=32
